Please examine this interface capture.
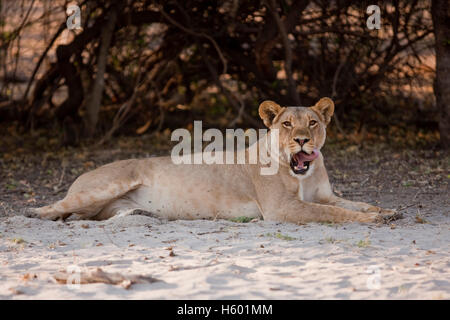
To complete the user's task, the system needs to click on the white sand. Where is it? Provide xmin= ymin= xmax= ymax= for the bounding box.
xmin=0 ymin=214 xmax=448 ymax=299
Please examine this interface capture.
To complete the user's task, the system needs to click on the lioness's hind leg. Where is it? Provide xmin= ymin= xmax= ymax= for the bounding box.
xmin=33 ymin=192 xmax=107 ymax=220
xmin=31 ymin=159 xmax=144 ymax=220
xmin=35 ymin=185 xmax=141 ymax=220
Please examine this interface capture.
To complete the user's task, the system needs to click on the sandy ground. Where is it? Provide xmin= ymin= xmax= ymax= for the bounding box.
xmin=0 ymin=211 xmax=449 ymax=299
xmin=0 ymin=143 xmax=449 ymax=299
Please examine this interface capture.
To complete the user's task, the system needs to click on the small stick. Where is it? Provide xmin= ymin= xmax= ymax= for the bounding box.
xmin=396 ymin=203 xmax=418 ymax=212
xmin=360 ymin=177 xmax=370 ymax=187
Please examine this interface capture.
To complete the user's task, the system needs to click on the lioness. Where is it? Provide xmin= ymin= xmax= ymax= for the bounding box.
xmin=31 ymin=97 xmax=397 ymax=223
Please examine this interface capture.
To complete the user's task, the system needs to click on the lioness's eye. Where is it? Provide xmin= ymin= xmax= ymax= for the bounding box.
xmin=309 ymin=120 xmax=317 ymax=126
xmin=282 ymin=121 xmax=292 ymax=127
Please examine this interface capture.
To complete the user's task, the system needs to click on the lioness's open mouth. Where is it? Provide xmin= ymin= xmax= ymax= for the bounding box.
xmin=290 ymin=150 xmax=319 ymax=174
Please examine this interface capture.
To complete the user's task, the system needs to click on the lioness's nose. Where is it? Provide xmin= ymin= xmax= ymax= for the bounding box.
xmin=294 ymin=137 xmax=310 ymax=146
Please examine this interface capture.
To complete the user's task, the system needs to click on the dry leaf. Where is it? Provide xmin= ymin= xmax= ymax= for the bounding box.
xmin=53 ymin=268 xmax=159 ymax=289
xmin=9 ymin=287 xmax=24 ymax=295
xmin=136 ymin=120 xmax=151 ymax=135
xmin=83 ymin=161 xmax=95 ymax=169
xmin=21 ymin=273 xmax=37 ymax=282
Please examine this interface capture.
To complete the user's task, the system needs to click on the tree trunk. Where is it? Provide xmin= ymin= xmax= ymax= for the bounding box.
xmin=85 ymin=6 xmax=118 ymax=137
xmin=432 ymin=0 xmax=450 ymax=149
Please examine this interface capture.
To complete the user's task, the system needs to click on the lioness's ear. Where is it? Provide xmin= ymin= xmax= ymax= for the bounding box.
xmin=311 ymin=97 xmax=334 ymax=125
xmin=259 ymin=101 xmax=284 ymax=127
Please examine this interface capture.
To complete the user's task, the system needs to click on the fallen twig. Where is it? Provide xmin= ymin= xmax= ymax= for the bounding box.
xmin=169 ymin=259 xmax=220 ymax=272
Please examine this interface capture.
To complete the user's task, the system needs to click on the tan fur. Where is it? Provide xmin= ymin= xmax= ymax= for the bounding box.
xmin=34 ymin=97 xmax=396 ymax=223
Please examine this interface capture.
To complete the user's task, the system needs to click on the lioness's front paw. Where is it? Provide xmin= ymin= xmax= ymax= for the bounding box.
xmin=380 ymin=208 xmax=398 ymax=216
xmin=357 ymin=203 xmax=383 ymax=213
xmin=363 ymin=205 xmax=385 ymax=213
xmin=365 ymin=206 xmax=398 ymax=215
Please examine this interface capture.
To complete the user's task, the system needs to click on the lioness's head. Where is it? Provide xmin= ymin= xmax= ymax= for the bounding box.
xmin=259 ymin=97 xmax=334 ymax=176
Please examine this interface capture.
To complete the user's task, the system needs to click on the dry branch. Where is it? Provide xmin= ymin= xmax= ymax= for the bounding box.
xmin=85 ymin=6 xmax=119 ymax=137
xmin=266 ymin=0 xmax=300 ymax=105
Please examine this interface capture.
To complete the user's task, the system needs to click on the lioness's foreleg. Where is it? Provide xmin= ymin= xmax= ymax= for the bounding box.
xmin=325 ymin=195 xmax=397 ymax=216
xmin=302 ymin=158 xmax=397 ymax=219
xmin=261 ymin=198 xmax=380 ymax=224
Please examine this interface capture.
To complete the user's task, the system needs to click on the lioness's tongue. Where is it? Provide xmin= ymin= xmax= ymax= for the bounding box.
xmin=294 ymin=149 xmax=319 ymax=167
